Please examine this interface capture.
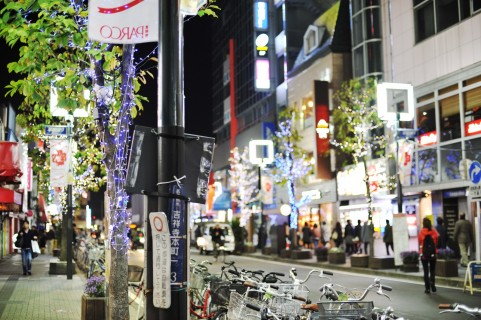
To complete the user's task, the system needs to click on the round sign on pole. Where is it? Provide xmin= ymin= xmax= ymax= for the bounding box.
xmin=469 ymin=161 xmax=481 ymax=184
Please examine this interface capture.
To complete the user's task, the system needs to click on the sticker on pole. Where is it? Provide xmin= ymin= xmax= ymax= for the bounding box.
xmin=149 ymin=212 xmax=171 ymax=309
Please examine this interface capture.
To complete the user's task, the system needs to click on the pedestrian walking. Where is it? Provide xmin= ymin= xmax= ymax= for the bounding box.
xmin=419 ymin=217 xmax=439 ymax=294
xmin=302 ymin=222 xmax=312 ymax=249
xmin=321 ymin=221 xmax=330 ymax=246
xmin=344 ymin=220 xmax=355 ymax=255
xmin=383 ymin=220 xmax=394 ymax=255
xmin=454 ymin=213 xmax=473 ymax=267
xmin=436 ymin=216 xmax=448 ymax=249
xmin=354 ymin=220 xmax=362 ymax=253
xmin=361 ymin=221 xmax=374 ymax=255
xmin=16 ymin=221 xmax=38 ymax=276
xmin=331 ymin=222 xmax=343 ymax=248
xmin=311 ymin=224 xmax=321 ymax=248
xmin=45 ymin=225 xmax=56 ymax=255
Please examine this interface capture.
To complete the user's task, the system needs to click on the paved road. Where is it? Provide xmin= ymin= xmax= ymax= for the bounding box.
xmin=189 ymin=250 xmax=481 ymax=320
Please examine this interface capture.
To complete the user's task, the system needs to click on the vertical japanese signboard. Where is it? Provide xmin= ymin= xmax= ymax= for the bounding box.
xmin=168 ymin=185 xmax=187 ymax=289
xmin=149 ymin=212 xmax=171 ymax=308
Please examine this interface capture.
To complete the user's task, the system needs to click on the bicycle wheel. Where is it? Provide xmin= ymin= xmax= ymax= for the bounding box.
xmin=212 ymin=309 xmax=228 ymax=320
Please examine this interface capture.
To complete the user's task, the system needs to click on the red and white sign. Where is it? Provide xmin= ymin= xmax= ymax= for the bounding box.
xmin=418 ymin=131 xmax=437 ymax=146
xmin=88 ymin=0 xmax=158 ymax=44
xmin=27 ymin=158 xmax=33 ymax=192
xmin=465 ymin=118 xmax=481 ymax=137
xmin=50 ymin=139 xmax=70 ymax=188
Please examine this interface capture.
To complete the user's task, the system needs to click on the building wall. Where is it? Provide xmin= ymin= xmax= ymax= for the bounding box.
xmin=383 ymin=0 xmax=481 ymax=85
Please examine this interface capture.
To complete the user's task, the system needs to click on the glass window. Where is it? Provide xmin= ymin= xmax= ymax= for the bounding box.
xmin=436 ymin=0 xmax=460 ymax=32
xmin=301 ymin=96 xmax=314 ymax=129
xmin=365 ymin=7 xmax=381 ymax=40
xmin=415 ymin=2 xmax=435 ymax=42
xmin=417 ymin=103 xmax=436 ymax=135
xmin=463 ymin=75 xmax=481 ymax=86
xmin=463 ymin=86 xmax=481 ymax=137
xmin=439 ymin=84 xmax=458 ymax=96
xmin=460 ymin=0 xmax=471 ymax=20
xmin=439 ymin=95 xmax=461 ymax=141
xmin=465 ymin=138 xmax=481 ymax=163
xmin=417 ymin=92 xmax=434 ymax=103
xmin=352 ymin=15 xmax=363 ymax=47
xmin=474 ymin=0 xmax=481 ymax=12
xmin=441 ymin=143 xmax=461 ymax=181
xmin=417 ymin=148 xmax=438 ymax=184
xmin=353 ymin=46 xmax=365 ymax=78
xmin=367 ymin=41 xmax=382 ymax=73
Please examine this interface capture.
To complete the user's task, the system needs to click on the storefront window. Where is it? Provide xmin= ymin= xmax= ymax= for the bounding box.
xmin=416 ymin=148 xmax=438 ymax=184
xmin=439 ymin=95 xmax=460 ymax=142
xmin=465 ymin=138 xmax=481 ymax=163
xmin=463 ymin=86 xmax=481 ymax=137
xmin=417 ymin=103 xmax=436 ymax=135
xmin=441 ymin=143 xmax=461 ymax=181
xmin=300 ymin=96 xmax=314 ymax=129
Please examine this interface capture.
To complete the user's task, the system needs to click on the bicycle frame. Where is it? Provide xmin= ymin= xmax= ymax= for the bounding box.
xmin=190 ymin=287 xmax=217 ymax=319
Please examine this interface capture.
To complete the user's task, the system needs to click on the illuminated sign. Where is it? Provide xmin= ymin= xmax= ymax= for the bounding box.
xmin=254 ymin=1 xmax=268 ymax=30
xmin=376 ymin=82 xmax=415 ymax=122
xmin=465 ymin=118 xmax=481 ymax=137
xmin=418 ymin=131 xmax=437 ymax=146
xmin=255 ymin=32 xmax=269 ymax=57
xmin=255 ymin=59 xmax=270 ymax=90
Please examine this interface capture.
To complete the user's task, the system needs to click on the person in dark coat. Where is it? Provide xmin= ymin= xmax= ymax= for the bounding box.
xmin=331 ymin=222 xmax=343 ymax=248
xmin=344 ymin=220 xmax=355 ymax=255
xmin=302 ymin=223 xmax=312 ymax=249
xmin=17 ymin=221 xmax=38 ymax=276
xmin=383 ymin=220 xmax=394 ymax=255
xmin=436 ymin=217 xmax=448 ymax=249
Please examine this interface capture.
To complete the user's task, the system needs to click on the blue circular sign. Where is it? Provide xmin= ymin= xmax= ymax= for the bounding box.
xmin=469 ymin=161 xmax=481 ymax=184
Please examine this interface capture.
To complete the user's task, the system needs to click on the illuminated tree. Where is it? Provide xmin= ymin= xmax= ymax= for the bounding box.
xmin=228 ymin=146 xmax=259 ymax=228
xmin=331 ymin=77 xmax=386 ymax=256
xmin=271 ymin=107 xmax=312 ymax=247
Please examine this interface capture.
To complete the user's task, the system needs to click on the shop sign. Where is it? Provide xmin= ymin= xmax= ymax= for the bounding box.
xmin=465 ymin=118 xmax=481 ymax=137
xmin=418 ymin=131 xmax=437 ymax=146
xmin=302 ymin=189 xmax=321 ymax=200
xmin=469 ymin=185 xmax=481 ymax=199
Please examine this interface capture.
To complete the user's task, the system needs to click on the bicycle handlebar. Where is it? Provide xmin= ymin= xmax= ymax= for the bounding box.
xmin=347 ymin=278 xmax=392 ymax=302
xmin=439 ymin=303 xmax=481 ymax=315
xmin=292 ymin=268 xmax=334 ymax=284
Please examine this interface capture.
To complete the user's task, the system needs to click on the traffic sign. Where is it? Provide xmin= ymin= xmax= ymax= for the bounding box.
xmin=45 ymin=125 xmax=68 ymax=136
xmin=469 ymin=161 xmax=481 ymax=184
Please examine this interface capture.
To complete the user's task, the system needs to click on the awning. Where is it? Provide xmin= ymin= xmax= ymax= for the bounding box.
xmin=0 ymin=187 xmax=22 ymax=205
xmin=212 ymin=191 xmax=231 ymax=211
xmin=0 ymin=142 xmax=22 ymax=181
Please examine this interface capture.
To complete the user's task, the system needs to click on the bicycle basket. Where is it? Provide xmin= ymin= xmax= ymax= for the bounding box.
xmin=190 ymin=270 xmax=207 ymax=290
xmin=315 ymin=301 xmax=374 ymax=319
xmin=227 ymin=291 xmax=266 ymax=320
xmin=267 ymin=296 xmax=304 ymax=317
xmin=210 ymin=281 xmax=247 ymax=306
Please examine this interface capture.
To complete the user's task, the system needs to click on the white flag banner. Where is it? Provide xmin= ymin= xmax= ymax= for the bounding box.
xmin=88 ymin=0 xmax=159 ymax=44
xmin=50 ymin=139 xmax=70 ymax=188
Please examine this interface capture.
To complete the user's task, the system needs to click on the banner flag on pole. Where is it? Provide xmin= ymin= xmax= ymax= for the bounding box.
xmin=50 ymin=139 xmax=70 ymax=188
xmin=88 ymin=0 xmax=159 ymax=44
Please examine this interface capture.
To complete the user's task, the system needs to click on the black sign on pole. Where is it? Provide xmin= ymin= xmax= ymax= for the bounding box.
xmin=126 ymin=126 xmax=215 ymax=204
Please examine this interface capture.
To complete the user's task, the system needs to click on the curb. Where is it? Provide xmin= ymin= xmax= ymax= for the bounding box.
xmin=244 ymin=253 xmax=467 ymax=289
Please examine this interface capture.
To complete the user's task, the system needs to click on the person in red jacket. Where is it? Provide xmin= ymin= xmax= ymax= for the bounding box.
xmin=418 ymin=217 xmax=439 ymax=294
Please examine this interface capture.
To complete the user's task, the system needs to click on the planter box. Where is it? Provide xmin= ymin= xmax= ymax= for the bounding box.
xmin=81 ymin=295 xmax=106 ymax=320
xmin=351 ymin=254 xmax=369 ymax=268
xmin=262 ymin=247 xmax=272 ymax=255
xmin=316 ymin=255 xmax=328 ymax=262
xmin=280 ymin=249 xmax=291 ymax=259
xmin=244 ymin=245 xmax=256 ymax=253
xmin=328 ymin=252 xmax=346 ymax=264
xmin=436 ymin=259 xmax=458 ymax=277
xmin=401 ymin=263 xmax=419 ymax=272
xmin=369 ymin=257 xmax=395 ymax=269
xmin=290 ymin=250 xmax=312 ymax=260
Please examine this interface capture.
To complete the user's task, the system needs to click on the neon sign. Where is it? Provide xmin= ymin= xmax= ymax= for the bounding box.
xmin=465 ymin=118 xmax=481 ymax=137
xmin=418 ymin=131 xmax=437 ymax=146
xmin=254 ymin=1 xmax=268 ymax=29
xmin=255 ymin=59 xmax=270 ymax=90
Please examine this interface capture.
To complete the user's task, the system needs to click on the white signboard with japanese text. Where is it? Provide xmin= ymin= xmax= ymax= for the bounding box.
xmin=88 ymin=0 xmax=158 ymax=44
xmin=149 ymin=212 xmax=171 ymax=309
